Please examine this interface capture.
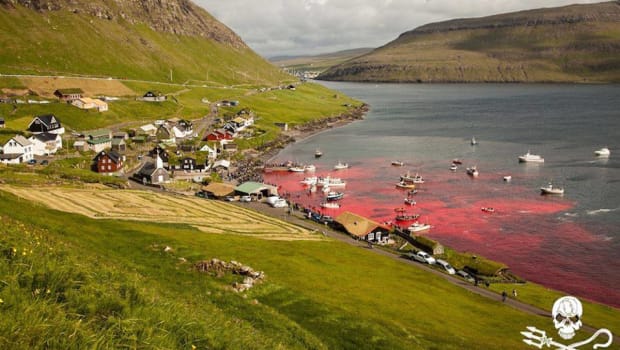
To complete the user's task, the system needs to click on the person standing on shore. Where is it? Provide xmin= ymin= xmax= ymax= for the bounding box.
xmin=512 ymin=289 xmax=517 ymax=298
xmin=502 ymin=291 xmax=507 ymax=302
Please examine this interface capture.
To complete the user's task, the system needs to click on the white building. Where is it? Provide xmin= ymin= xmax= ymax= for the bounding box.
xmin=72 ymin=98 xmax=108 ymax=112
xmin=28 ymin=133 xmax=63 ymax=156
xmin=0 ymin=135 xmax=33 ymax=164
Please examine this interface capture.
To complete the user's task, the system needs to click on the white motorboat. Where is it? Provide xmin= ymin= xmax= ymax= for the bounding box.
xmin=471 ymin=137 xmax=478 ymax=146
xmin=518 ymin=151 xmax=544 ymax=163
xmin=503 ymin=175 xmax=512 ymax=182
xmin=304 ymin=164 xmax=316 ymax=172
xmin=404 ymin=197 xmax=416 ymax=206
xmin=540 ymin=183 xmax=564 ymax=195
xmin=450 ymin=164 xmax=458 ymax=171
xmin=289 ymin=166 xmax=305 ymax=172
xmin=314 ymin=149 xmax=323 ymax=158
xmin=400 ymin=172 xmax=425 ymax=184
xmin=594 ymin=147 xmax=611 ymax=157
xmin=466 ymin=166 xmax=479 ymax=177
xmin=326 ymin=191 xmax=344 ymax=201
xmin=300 ymin=176 xmax=318 ymax=185
xmin=334 ymin=161 xmax=350 ymax=170
xmin=316 ymin=176 xmax=346 ymax=188
xmin=391 ymin=160 xmax=404 ymax=166
xmin=320 ymin=202 xmax=340 ymax=209
xmin=408 ymin=222 xmax=431 ymax=233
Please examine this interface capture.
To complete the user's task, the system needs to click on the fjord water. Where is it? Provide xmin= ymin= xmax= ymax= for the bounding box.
xmin=265 ymin=82 xmax=620 ymax=307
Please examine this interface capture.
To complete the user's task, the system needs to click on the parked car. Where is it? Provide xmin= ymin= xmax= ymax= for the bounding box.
xmin=27 ymin=159 xmax=37 ymax=165
xmin=40 ymin=160 xmax=49 ymax=165
xmin=239 ymin=195 xmax=252 ymax=202
xmin=435 ymin=259 xmax=456 ymax=274
xmin=456 ymin=270 xmax=475 ymax=283
xmin=224 ymin=195 xmax=237 ymax=202
xmin=319 ymin=215 xmax=334 ymax=224
xmin=407 ymin=251 xmax=436 ymax=264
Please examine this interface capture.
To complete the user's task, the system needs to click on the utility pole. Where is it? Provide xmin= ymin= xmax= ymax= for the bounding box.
xmin=170 ymin=69 xmax=173 ymax=82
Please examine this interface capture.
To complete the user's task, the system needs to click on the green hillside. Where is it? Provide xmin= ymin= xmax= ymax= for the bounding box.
xmin=0 ymin=1 xmax=290 ymax=86
xmin=271 ymin=48 xmax=373 ymax=73
xmin=319 ymin=1 xmax=620 ymax=83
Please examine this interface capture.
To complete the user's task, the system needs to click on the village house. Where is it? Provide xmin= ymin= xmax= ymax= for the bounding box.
xmin=142 ymin=91 xmax=166 ymax=102
xmin=333 ymin=211 xmax=391 ymax=243
xmin=199 ymin=144 xmax=217 ymax=160
xmin=222 ymin=142 xmax=238 ymax=153
xmin=94 ymin=150 xmax=124 ymax=175
xmin=134 ymin=154 xmax=169 ymax=185
xmin=111 ymin=138 xmax=126 ymax=152
xmin=54 ymin=88 xmax=83 ymax=103
xmin=156 ymin=124 xmax=176 ymax=144
xmin=28 ymin=114 xmax=65 ymax=135
xmin=201 ymin=182 xmax=235 ymax=199
xmin=28 ymin=133 xmax=62 ymax=156
xmin=235 ymin=182 xmax=278 ymax=200
xmin=139 ymin=123 xmax=158 ymax=137
xmin=72 ymin=97 xmax=108 ymax=112
xmin=85 ymin=129 xmax=112 ymax=153
xmin=180 ymin=157 xmax=197 ymax=171
xmin=204 ymin=129 xmax=234 ymax=142
xmin=148 ymin=146 xmax=169 ymax=167
xmin=0 ymin=135 xmax=33 ymax=164
xmin=73 ymin=140 xmax=88 ymax=152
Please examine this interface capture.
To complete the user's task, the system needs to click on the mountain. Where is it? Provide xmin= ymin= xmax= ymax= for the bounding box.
xmin=270 ymin=48 xmax=373 ymax=72
xmin=0 ymin=0 xmax=290 ymax=85
xmin=319 ymin=1 xmax=620 ymax=83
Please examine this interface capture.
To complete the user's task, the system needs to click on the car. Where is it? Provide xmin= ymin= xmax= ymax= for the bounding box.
xmin=456 ymin=270 xmax=475 ymax=283
xmin=319 ymin=215 xmax=334 ymax=224
xmin=408 ymin=251 xmax=436 ymax=264
xmin=27 ymin=159 xmax=37 ymax=165
xmin=224 ymin=195 xmax=237 ymax=202
xmin=239 ymin=195 xmax=252 ymax=202
xmin=40 ymin=160 xmax=49 ymax=166
xmin=435 ymin=259 xmax=456 ymax=274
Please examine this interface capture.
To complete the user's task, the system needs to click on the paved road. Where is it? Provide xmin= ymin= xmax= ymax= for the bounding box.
xmin=240 ymin=200 xmax=616 ymax=343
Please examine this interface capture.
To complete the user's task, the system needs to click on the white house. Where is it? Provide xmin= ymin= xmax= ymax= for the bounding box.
xmin=28 ymin=133 xmax=62 ymax=156
xmin=139 ymin=124 xmax=157 ymax=136
xmin=199 ymin=144 xmax=217 ymax=160
xmin=0 ymin=135 xmax=33 ymax=164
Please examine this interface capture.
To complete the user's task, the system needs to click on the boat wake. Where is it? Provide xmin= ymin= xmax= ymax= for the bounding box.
xmin=586 ymin=208 xmax=618 ymax=216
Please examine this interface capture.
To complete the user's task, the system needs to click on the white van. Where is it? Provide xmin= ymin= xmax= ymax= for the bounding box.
xmin=435 ymin=259 xmax=456 ymax=274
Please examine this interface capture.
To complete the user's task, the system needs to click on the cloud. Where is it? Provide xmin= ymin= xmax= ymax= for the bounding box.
xmin=197 ymin=0 xmax=602 ymax=57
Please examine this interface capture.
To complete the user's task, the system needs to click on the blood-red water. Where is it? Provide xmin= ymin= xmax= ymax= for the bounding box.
xmin=265 ymin=158 xmax=620 ymax=308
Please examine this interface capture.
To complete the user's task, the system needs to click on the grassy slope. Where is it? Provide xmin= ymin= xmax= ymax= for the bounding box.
xmin=271 ymin=48 xmax=374 ymax=72
xmin=1 ymin=189 xmax=619 ymax=349
xmin=319 ymin=3 xmax=620 ymax=83
xmin=0 ymin=6 xmax=290 ymax=86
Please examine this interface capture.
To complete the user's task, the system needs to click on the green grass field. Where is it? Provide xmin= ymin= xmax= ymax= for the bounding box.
xmin=1 ymin=188 xmax=618 ymax=349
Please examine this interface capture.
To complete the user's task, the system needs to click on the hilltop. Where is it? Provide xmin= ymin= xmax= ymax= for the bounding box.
xmin=0 ymin=0 xmax=290 ymax=85
xmin=319 ymin=1 xmax=620 ymax=83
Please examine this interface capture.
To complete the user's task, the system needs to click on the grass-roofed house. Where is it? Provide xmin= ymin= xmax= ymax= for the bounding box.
xmin=334 ymin=211 xmax=391 ymax=243
xmin=235 ymin=181 xmax=278 ymax=200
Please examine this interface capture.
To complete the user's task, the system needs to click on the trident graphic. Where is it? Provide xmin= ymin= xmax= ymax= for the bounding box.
xmin=521 ymin=296 xmax=613 ymax=350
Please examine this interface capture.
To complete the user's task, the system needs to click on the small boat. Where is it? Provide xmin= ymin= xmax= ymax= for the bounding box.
xmin=395 ymin=181 xmax=416 ymax=189
xmin=503 ymin=175 xmax=512 ymax=182
xmin=518 ymin=151 xmax=544 ymax=163
xmin=315 ymin=149 xmax=323 ymax=158
xmin=395 ymin=213 xmax=420 ymax=221
xmin=452 ymin=159 xmax=463 ymax=165
xmin=407 ymin=222 xmax=431 ymax=233
xmin=304 ymin=164 xmax=316 ymax=172
xmin=317 ymin=176 xmax=346 ymax=188
xmin=450 ymin=164 xmax=458 ymax=171
xmin=466 ymin=166 xmax=479 ymax=177
xmin=404 ymin=197 xmax=416 ymax=206
xmin=408 ymin=189 xmax=418 ymax=196
xmin=540 ymin=183 xmax=564 ymax=195
xmin=325 ymin=191 xmax=344 ymax=201
xmin=320 ymin=202 xmax=340 ymax=209
xmin=300 ymin=176 xmax=318 ymax=185
xmin=594 ymin=147 xmax=611 ymax=157
xmin=289 ymin=166 xmax=305 ymax=172
xmin=400 ymin=172 xmax=425 ymax=184
xmin=481 ymin=207 xmax=495 ymax=213
xmin=391 ymin=160 xmax=404 ymax=166
xmin=333 ymin=161 xmax=349 ymax=170
xmin=471 ymin=137 xmax=478 ymax=146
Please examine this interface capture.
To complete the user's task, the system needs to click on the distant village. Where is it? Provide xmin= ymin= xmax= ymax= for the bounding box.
xmin=0 ymin=87 xmax=275 ymax=192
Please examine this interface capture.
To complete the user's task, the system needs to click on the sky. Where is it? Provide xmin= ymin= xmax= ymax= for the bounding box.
xmin=197 ymin=0 xmax=602 ymax=58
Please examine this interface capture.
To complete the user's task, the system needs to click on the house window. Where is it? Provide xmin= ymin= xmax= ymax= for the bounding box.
xmin=107 ymin=165 xmax=111 ymax=170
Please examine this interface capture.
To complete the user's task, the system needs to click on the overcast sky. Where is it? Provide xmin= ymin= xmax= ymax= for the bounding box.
xmin=197 ymin=0 xmax=601 ymax=58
